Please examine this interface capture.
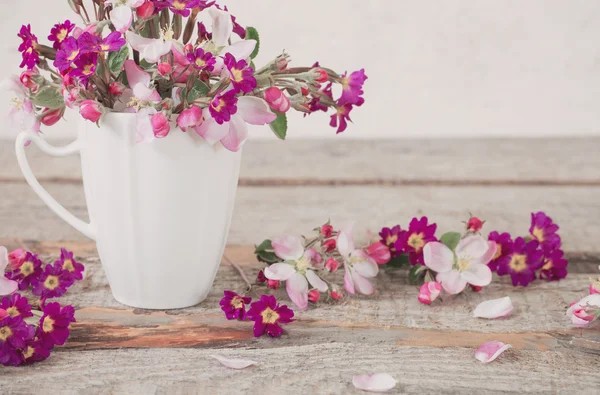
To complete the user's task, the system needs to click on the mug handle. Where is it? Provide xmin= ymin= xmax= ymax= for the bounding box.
xmin=15 ymin=131 xmax=96 ymax=241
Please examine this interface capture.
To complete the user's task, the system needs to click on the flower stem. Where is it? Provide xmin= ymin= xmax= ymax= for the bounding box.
xmin=223 ymin=254 xmax=252 ymax=292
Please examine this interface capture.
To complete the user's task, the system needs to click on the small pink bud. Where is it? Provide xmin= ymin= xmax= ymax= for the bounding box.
xmin=312 ymin=68 xmax=329 ymax=83
xmin=325 ymin=257 xmax=340 ymax=273
xmin=470 ymin=285 xmax=483 ymax=293
xmin=109 ymin=82 xmax=126 ymax=96
xmin=308 ymin=289 xmax=320 ymax=304
xmin=184 ymin=44 xmax=194 ymax=54
xmin=263 ymin=87 xmax=291 ymax=113
xmin=275 ymin=57 xmax=288 ymax=71
xmin=8 ymin=249 xmax=27 ymax=270
xmin=267 ymin=279 xmax=280 ymax=290
xmin=301 ymin=86 xmax=309 ymax=96
xmin=136 ymin=1 xmax=155 ymax=19
xmin=79 ymin=100 xmax=103 ymax=123
xmin=366 ymin=241 xmax=391 ymax=265
xmin=467 ymin=217 xmax=484 ymax=233
xmin=320 ymin=224 xmax=333 ymax=238
xmin=590 ymin=282 xmax=600 ymax=295
xmin=158 ymin=62 xmax=173 ymax=76
xmin=151 ymin=112 xmax=170 ymax=138
xmin=322 ymin=239 xmax=336 ymax=253
xmin=418 ymin=282 xmax=442 ymax=305
xmin=41 ymin=107 xmax=65 ymax=126
xmin=573 ymin=307 xmax=595 ymax=322
xmin=20 ymin=70 xmax=38 ymax=91
xmin=330 ymin=290 xmax=344 ymax=300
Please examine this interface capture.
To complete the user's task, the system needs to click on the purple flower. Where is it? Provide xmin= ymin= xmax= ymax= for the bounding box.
xmin=496 ymin=237 xmax=544 ymax=287
xmin=0 ymin=316 xmax=34 ymax=366
xmin=48 ymin=20 xmax=75 ymax=50
xmin=58 ymin=248 xmax=85 ymax=281
xmin=0 ymin=294 xmax=33 ymax=319
xmin=37 ymin=302 xmax=76 ymax=349
xmin=21 ymin=339 xmax=51 ymax=364
xmin=329 ymin=102 xmax=354 ymax=134
xmin=17 ymin=24 xmax=40 ymax=69
xmin=78 ymin=31 xmax=126 ymax=53
xmin=7 ymin=252 xmax=43 ymax=290
xmin=529 ymin=212 xmax=561 ymax=250
xmin=219 ymin=290 xmax=252 ymax=320
xmin=187 ymin=47 xmax=216 ymax=72
xmin=197 ymin=22 xmax=212 ymax=42
xmin=487 ymin=231 xmax=514 ymax=272
xmin=154 ymin=0 xmax=214 ymax=17
xmin=32 ymin=262 xmax=75 ymax=299
xmin=224 ymin=53 xmax=256 ymax=94
xmin=539 ymin=248 xmax=568 ymax=281
xmin=338 ymin=69 xmax=367 ymax=106
xmin=246 ymin=295 xmax=294 ymax=338
xmin=69 ymin=52 xmax=98 ymax=85
xmin=54 ymin=36 xmax=80 ymax=72
xmin=209 ymin=90 xmax=238 ymax=125
xmin=399 ymin=217 xmax=438 ymax=265
xmin=379 ymin=225 xmax=406 ymax=258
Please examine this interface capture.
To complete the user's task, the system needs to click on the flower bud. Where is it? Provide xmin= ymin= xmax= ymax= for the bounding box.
xmin=470 ymin=285 xmax=483 ymax=292
xmin=184 ymin=43 xmax=194 ymax=54
xmin=467 ymin=216 xmax=484 ymax=233
xmin=267 ymin=279 xmax=280 ymax=290
xmin=263 ymin=87 xmax=291 ymax=113
xmin=8 ymin=249 xmax=27 ymax=270
xmin=151 ymin=112 xmax=170 ymax=138
xmin=366 ymin=241 xmax=391 ymax=265
xmin=330 ymin=290 xmax=344 ymax=300
xmin=322 ymin=239 xmax=336 ymax=253
xmin=79 ymin=100 xmax=103 ymax=123
xmin=41 ymin=107 xmax=65 ymax=126
xmin=308 ymin=289 xmax=320 ymax=304
xmin=325 ymin=257 xmax=340 ymax=273
xmin=311 ymin=68 xmax=329 ymax=83
xmin=256 ymin=270 xmax=267 ymax=284
xmin=20 ymin=70 xmax=38 ymax=91
xmin=275 ymin=57 xmax=289 ymax=71
xmin=158 ymin=62 xmax=173 ymax=76
xmin=418 ymin=282 xmax=442 ymax=305
xmin=109 ymin=81 xmax=126 ymax=96
xmin=300 ymin=84 xmax=309 ymax=96
xmin=136 ymin=1 xmax=155 ymax=19
xmin=320 ymin=224 xmax=333 ymax=238
xmin=590 ymin=281 xmax=600 ymax=295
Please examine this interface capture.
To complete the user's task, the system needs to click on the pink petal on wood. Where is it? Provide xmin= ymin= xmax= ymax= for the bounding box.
xmin=473 ymin=297 xmax=514 ymax=319
xmin=475 ymin=341 xmax=512 ymax=363
xmin=210 ymin=355 xmax=257 ymax=370
xmin=352 ymin=373 xmax=397 ymax=393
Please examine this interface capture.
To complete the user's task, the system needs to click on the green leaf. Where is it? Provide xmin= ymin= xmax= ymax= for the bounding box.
xmin=186 ymin=81 xmax=209 ymax=102
xmin=31 ymin=86 xmax=64 ymax=109
xmin=408 ymin=265 xmax=427 ymax=285
xmin=246 ymin=27 xmax=260 ymax=59
xmin=108 ymin=45 xmax=130 ymax=74
xmin=256 ymin=251 xmax=279 ymax=264
xmin=386 ymin=254 xmax=410 ymax=268
xmin=269 ymin=112 xmax=287 ymax=140
xmin=254 ymin=240 xmax=273 ymax=253
xmin=440 ymin=232 xmax=462 ymax=251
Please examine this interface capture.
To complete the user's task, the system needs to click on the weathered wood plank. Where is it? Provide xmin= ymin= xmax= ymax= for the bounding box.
xmin=2 ymin=139 xmax=600 ymax=183
xmin=2 ymin=344 xmax=600 ymax=394
xmin=1 ymin=183 xmax=599 ymax=251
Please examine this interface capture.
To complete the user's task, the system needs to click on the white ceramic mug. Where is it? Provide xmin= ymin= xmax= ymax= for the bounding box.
xmin=15 ymin=113 xmax=242 ymax=309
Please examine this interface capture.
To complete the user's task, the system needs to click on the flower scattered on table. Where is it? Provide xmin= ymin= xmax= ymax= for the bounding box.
xmin=219 ymin=290 xmax=251 ymax=320
xmin=566 ymin=265 xmax=600 ymax=327
xmin=352 ymin=373 xmax=397 ymax=393
xmin=475 ymin=341 xmax=512 ymax=363
xmin=472 ymin=297 xmax=514 ymax=319
xmin=210 ymin=354 xmax=257 ymax=370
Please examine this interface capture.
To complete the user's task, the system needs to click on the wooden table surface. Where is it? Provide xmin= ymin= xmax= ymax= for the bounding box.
xmin=0 ymin=138 xmax=599 ymax=394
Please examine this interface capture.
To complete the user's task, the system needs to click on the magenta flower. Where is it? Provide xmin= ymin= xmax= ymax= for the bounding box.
xmin=21 ymin=339 xmax=51 ymax=364
xmin=379 ymin=225 xmax=406 ymax=258
xmin=400 ymin=217 xmax=437 ymax=265
xmin=48 ymin=20 xmax=75 ymax=50
xmin=487 ymin=231 xmax=514 ymax=272
xmin=154 ymin=0 xmax=213 ymax=17
xmin=78 ymin=31 xmax=126 ymax=53
xmin=69 ymin=53 xmax=98 ymax=85
xmin=7 ymin=252 xmax=43 ymax=290
xmin=37 ymin=302 xmax=76 ymax=349
xmin=54 ymin=36 xmax=80 ymax=72
xmin=0 ymin=294 xmax=33 ymax=319
xmin=539 ymin=248 xmax=568 ymax=281
xmin=17 ymin=24 xmax=40 ymax=70
xmin=0 ymin=316 xmax=34 ymax=366
xmin=32 ymin=262 xmax=75 ymax=299
xmin=496 ymin=237 xmax=544 ymax=287
xmin=529 ymin=212 xmax=561 ymax=250
xmin=256 ymin=270 xmax=267 ymax=284
xmin=329 ymin=103 xmax=354 ymax=134
xmin=209 ymin=90 xmax=238 ymax=125
xmin=187 ymin=48 xmax=216 ymax=72
xmin=338 ymin=69 xmax=367 ymax=105
xmin=197 ymin=22 xmax=212 ymax=42
xmin=219 ymin=290 xmax=252 ymax=320
xmin=246 ymin=295 xmax=294 ymax=338
xmin=224 ymin=53 xmax=256 ymax=94
xmin=57 ymin=248 xmax=85 ymax=281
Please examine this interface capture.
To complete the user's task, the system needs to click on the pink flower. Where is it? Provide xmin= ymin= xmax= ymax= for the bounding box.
xmin=20 ymin=70 xmax=38 ymax=91
xmin=325 ymin=258 xmax=341 ymax=273
xmin=176 ymin=106 xmax=203 ymax=132
xmin=0 ymin=247 xmax=19 ymax=296
xmin=79 ymin=100 xmax=103 ymax=123
xmin=208 ymin=8 xmax=257 ymax=73
xmin=7 ymin=249 xmax=27 ymax=270
xmin=151 ymin=112 xmax=170 ymax=138
xmin=308 ymin=289 xmax=320 ymax=304
xmin=267 ymin=280 xmax=280 ymax=290
xmin=124 ymin=60 xmax=161 ymax=102
xmin=2 ymin=76 xmax=41 ymax=134
xmin=107 ymin=0 xmax=145 ymax=33
xmin=264 ymin=87 xmax=291 ymax=113
xmin=263 ymin=235 xmax=328 ymax=310
xmin=127 ymin=31 xmax=172 ymax=63
xmin=41 ymin=107 xmax=65 ymax=127
xmin=330 ymin=289 xmax=344 ymax=300
xmin=338 ymin=228 xmax=379 ymax=296
xmin=365 ymin=242 xmax=391 ymax=265
xmin=320 ymin=224 xmax=333 ymax=238
xmin=417 ymin=281 xmax=442 ymax=305
xmin=157 ymin=62 xmax=173 ymax=76
xmin=246 ymin=295 xmax=294 ymax=338
xmin=424 ymin=235 xmax=496 ymax=295
xmin=566 ymin=294 xmax=600 ymax=327
xmin=467 ymin=216 xmax=484 ymax=233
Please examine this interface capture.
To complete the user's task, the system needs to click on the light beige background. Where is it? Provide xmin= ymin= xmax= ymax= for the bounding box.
xmin=1 ymin=0 xmax=599 ymax=140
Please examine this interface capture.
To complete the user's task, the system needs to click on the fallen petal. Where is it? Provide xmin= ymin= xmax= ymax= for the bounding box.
xmin=473 ymin=297 xmax=514 ymax=319
xmin=475 ymin=341 xmax=512 ymax=363
xmin=352 ymin=373 xmax=397 ymax=393
xmin=210 ymin=354 xmax=257 ymax=370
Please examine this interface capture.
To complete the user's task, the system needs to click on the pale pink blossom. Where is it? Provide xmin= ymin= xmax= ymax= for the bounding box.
xmin=176 ymin=106 xmax=203 ymax=132
xmin=209 ymin=7 xmax=257 ymax=73
xmin=2 ymin=76 xmax=41 ymax=134
xmin=106 ymin=0 xmax=145 ymax=32
xmin=151 ymin=112 xmax=170 ymax=138
xmin=124 ymin=60 xmax=161 ymax=102
xmin=135 ymin=107 xmax=157 ymax=143
xmin=424 ymin=235 xmax=496 ymax=295
xmin=264 ymin=235 xmax=328 ymax=310
xmin=475 ymin=341 xmax=511 ymax=363
xmin=338 ymin=228 xmax=379 ymax=296
xmin=210 ymin=354 xmax=257 ymax=370
xmin=0 ymin=247 xmax=19 ymax=295
xmin=79 ymin=100 xmax=104 ymax=123
xmin=418 ymin=281 xmax=442 ymax=305
xmin=352 ymin=373 xmax=397 ymax=393
xmin=566 ymin=294 xmax=600 ymax=327
xmin=365 ymin=241 xmax=391 ymax=265
xmin=8 ymin=248 xmax=26 ymax=270
xmin=473 ymin=297 xmax=514 ymax=319
xmin=127 ymin=32 xmax=172 ymax=63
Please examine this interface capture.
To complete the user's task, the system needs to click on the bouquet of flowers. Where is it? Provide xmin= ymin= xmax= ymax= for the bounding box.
xmin=6 ymin=0 xmax=367 ymax=150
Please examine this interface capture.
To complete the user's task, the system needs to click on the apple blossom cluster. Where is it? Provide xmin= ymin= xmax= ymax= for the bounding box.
xmin=6 ymin=0 xmax=367 ymax=151
xmin=566 ymin=265 xmax=600 ymax=327
xmin=0 ymin=246 xmax=81 ymax=366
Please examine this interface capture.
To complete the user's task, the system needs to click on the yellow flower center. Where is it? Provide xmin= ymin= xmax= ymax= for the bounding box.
xmin=213 ymin=99 xmax=226 ymax=112
xmin=10 ymin=97 xmax=24 ymax=110
xmin=23 ymin=346 xmax=35 ymax=359
xmin=82 ymin=64 xmax=94 ymax=76
xmin=492 ymin=243 xmax=502 ymax=260
xmin=44 ymin=275 xmax=60 ymax=290
xmin=0 ymin=326 xmax=13 ymax=341
xmin=62 ymin=259 xmax=75 ymax=272
xmin=295 ymin=256 xmax=311 ymax=273
xmin=457 ymin=258 xmax=471 ymax=271
xmin=386 ymin=235 xmax=398 ymax=246
xmin=509 ymin=254 xmax=528 ymax=272
xmin=407 ymin=233 xmax=425 ymax=251
xmin=20 ymin=261 xmax=34 ymax=276
xmin=101 ymin=44 xmax=111 ymax=52
xmin=261 ymin=307 xmax=280 ymax=324
xmin=42 ymin=317 xmax=55 ymax=333
xmin=172 ymin=0 xmax=186 ymax=10
xmin=6 ymin=307 xmax=19 ymax=317
xmin=531 ymin=227 xmax=545 ymax=242
xmin=231 ymin=68 xmax=244 ymax=82
xmin=230 ymin=296 xmax=244 ymax=309
xmin=57 ymin=28 xmax=69 ymax=42
xmin=542 ymin=259 xmax=553 ymax=271
xmin=67 ymin=49 xmax=80 ymax=61
xmin=195 ymin=58 xmax=206 ymax=68
xmin=341 ymin=77 xmax=350 ymax=89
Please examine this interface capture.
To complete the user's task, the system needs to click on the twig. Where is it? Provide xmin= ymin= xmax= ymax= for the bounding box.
xmin=223 ymin=254 xmax=252 ymax=292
